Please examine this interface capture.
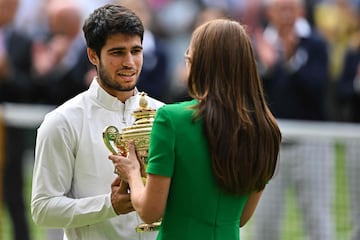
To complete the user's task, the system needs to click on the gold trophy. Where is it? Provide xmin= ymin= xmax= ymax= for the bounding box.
xmin=102 ymin=92 xmax=161 ymax=232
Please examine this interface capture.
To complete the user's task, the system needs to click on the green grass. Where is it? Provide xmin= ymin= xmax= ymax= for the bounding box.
xmin=2 ymin=142 xmax=353 ymax=240
xmin=333 ymin=142 xmax=351 ymax=240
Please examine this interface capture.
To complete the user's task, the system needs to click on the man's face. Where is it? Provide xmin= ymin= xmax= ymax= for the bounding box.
xmin=267 ymin=0 xmax=302 ymax=34
xmin=0 ymin=0 xmax=18 ymax=26
xmin=91 ymin=33 xmax=143 ymax=95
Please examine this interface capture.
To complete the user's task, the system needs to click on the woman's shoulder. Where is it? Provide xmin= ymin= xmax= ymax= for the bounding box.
xmin=160 ymin=99 xmax=197 ymax=112
xmin=155 ymin=100 xmax=197 ymax=121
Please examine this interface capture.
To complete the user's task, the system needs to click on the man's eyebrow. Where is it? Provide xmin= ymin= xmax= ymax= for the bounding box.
xmin=133 ymin=45 xmax=143 ymax=50
xmin=108 ymin=45 xmax=143 ymax=52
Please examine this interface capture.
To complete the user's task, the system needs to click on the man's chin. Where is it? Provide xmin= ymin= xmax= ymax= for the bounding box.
xmin=118 ymin=84 xmax=136 ymax=92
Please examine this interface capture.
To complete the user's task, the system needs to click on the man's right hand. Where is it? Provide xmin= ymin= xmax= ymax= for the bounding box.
xmin=111 ymin=176 xmax=134 ymax=215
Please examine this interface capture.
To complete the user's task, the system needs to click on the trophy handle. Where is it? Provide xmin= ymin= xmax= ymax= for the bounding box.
xmin=102 ymin=126 xmax=120 ymax=154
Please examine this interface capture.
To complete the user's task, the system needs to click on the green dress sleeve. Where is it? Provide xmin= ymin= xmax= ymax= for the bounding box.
xmin=146 ymin=106 xmax=174 ymax=177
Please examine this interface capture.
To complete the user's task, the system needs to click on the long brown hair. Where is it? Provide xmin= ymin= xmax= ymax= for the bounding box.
xmin=188 ymin=19 xmax=281 ymax=195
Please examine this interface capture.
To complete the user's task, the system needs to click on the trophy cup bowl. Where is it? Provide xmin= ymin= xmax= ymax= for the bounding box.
xmin=102 ymin=116 xmax=154 ymax=163
xmin=102 ymin=92 xmax=161 ymax=232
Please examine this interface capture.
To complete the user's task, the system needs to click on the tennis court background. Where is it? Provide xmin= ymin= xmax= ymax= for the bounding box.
xmin=240 ymin=120 xmax=360 ymax=240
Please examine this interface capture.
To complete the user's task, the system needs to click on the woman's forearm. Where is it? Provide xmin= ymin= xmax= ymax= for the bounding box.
xmin=128 ymin=170 xmax=147 ymax=219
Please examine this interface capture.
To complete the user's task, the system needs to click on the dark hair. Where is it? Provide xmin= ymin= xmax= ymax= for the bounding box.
xmin=188 ymin=19 xmax=281 ymax=195
xmin=82 ymin=4 xmax=144 ymax=57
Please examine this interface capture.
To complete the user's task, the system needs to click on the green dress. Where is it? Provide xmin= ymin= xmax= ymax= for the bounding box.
xmin=146 ymin=100 xmax=249 ymax=240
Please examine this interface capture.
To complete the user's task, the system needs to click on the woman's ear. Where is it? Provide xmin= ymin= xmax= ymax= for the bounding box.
xmin=87 ymin=48 xmax=99 ymax=66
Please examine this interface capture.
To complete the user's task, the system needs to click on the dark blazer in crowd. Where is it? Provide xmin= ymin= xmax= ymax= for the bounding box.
xmin=0 ymin=26 xmax=34 ymax=240
xmin=136 ymin=35 xmax=169 ymax=103
xmin=262 ymin=25 xmax=329 ymax=121
xmin=0 ymin=27 xmax=33 ymax=103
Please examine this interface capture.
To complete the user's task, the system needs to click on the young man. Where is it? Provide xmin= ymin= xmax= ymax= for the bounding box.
xmin=31 ymin=4 xmax=163 ymax=240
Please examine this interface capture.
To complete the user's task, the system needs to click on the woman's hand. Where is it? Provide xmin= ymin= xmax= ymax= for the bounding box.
xmin=109 ymin=141 xmax=141 ymax=182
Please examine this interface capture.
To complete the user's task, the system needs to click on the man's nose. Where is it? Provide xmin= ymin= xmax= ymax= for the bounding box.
xmin=122 ymin=52 xmax=135 ymax=67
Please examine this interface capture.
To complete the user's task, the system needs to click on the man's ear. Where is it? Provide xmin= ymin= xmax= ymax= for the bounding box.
xmin=87 ymin=48 xmax=99 ymax=66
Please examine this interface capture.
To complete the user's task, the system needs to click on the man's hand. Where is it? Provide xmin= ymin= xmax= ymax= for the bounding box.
xmin=111 ymin=176 xmax=134 ymax=215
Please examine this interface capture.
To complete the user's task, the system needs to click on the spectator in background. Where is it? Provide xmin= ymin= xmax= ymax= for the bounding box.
xmin=170 ymin=6 xmax=229 ymax=103
xmin=335 ymin=14 xmax=360 ymax=239
xmin=251 ymin=0 xmax=335 ymax=240
xmin=14 ymin=0 xmax=115 ymax=40
xmin=31 ymin=0 xmax=94 ymax=106
xmin=313 ymin=0 xmax=359 ymax=120
xmin=13 ymin=0 xmax=48 ymax=39
xmin=314 ymin=0 xmax=358 ymax=81
xmin=152 ymin=0 xmax=200 ymax=102
xmin=0 ymin=0 xmax=34 ymax=239
xmin=120 ymin=0 xmax=170 ymax=103
xmin=238 ymin=0 xmax=265 ymax=35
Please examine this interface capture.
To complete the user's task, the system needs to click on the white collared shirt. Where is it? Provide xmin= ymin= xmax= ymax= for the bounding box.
xmin=31 ymin=78 xmax=164 ymax=240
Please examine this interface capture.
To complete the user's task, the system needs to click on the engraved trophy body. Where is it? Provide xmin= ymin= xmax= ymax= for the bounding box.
xmin=102 ymin=92 xmax=161 ymax=232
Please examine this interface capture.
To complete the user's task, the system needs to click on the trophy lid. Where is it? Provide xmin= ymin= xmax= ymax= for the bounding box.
xmin=102 ymin=92 xmax=156 ymax=156
xmin=121 ymin=92 xmax=155 ymax=135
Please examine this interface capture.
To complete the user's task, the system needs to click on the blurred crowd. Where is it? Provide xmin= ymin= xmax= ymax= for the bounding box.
xmin=2 ymin=0 xmax=360 ymax=117
xmin=1 ymin=0 xmax=360 ymax=240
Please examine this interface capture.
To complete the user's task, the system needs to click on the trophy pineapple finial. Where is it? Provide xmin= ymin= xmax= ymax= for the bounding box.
xmin=139 ymin=92 xmax=148 ymax=109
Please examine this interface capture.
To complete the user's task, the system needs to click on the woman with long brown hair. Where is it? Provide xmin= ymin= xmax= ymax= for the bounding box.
xmin=109 ymin=18 xmax=281 ymax=240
